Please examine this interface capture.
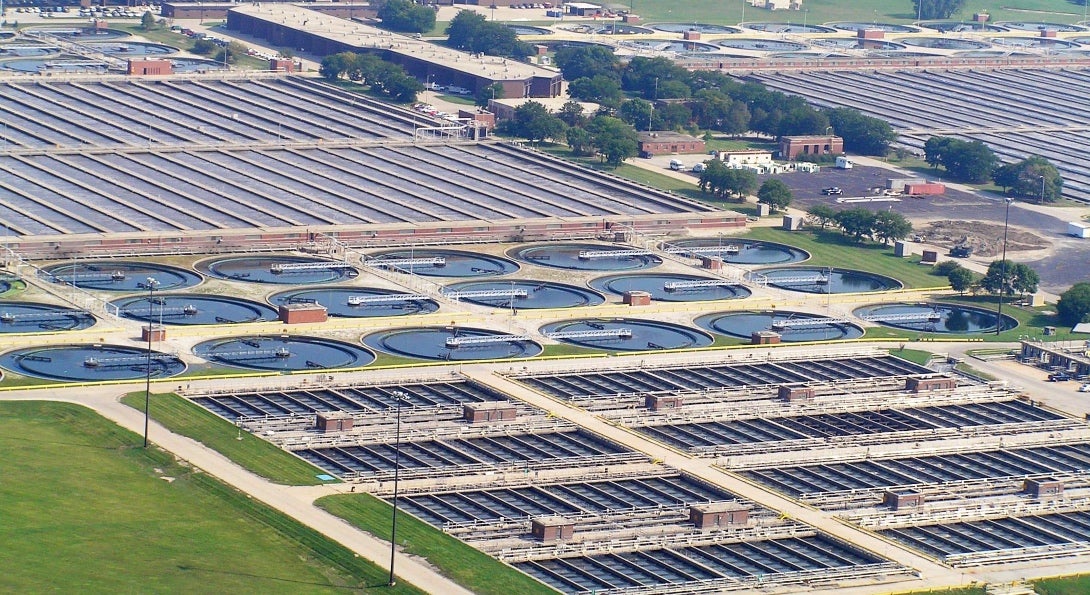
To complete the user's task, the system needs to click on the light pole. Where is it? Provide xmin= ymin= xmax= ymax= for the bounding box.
xmin=995 ymin=198 xmax=1012 ymax=336
xmin=388 ymin=390 xmax=407 ymax=587
xmin=143 ymin=276 xmax=159 ymax=448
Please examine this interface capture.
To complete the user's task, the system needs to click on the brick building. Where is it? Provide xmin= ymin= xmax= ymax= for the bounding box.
xmin=637 ymin=131 xmax=706 ymax=157
xmin=778 ymin=134 xmax=843 ymax=159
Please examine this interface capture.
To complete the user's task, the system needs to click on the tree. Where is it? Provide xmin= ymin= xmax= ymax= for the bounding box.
xmin=698 ymin=160 xmax=756 ymax=201
xmin=621 ymin=56 xmax=691 ymax=99
xmin=1058 ymin=282 xmax=1090 ymax=325
xmin=554 ymin=45 xmax=619 ymax=82
xmin=981 ymin=260 xmax=1040 ymax=298
xmin=912 ymin=0 xmax=966 ymax=20
xmin=923 ymin=136 xmax=997 ymax=183
xmin=757 ymin=179 xmax=792 ymax=213
xmin=192 ymin=38 xmax=218 ymax=56
xmin=140 ymin=11 xmax=158 ymax=30
xmin=586 ymin=116 xmax=638 ymax=166
xmin=556 ymin=100 xmax=586 ymax=127
xmin=871 ymin=211 xmax=913 ymax=245
xmin=825 ymin=107 xmax=897 ymax=156
xmin=376 ymin=0 xmax=436 ymax=33
xmin=947 ymin=266 xmax=974 ymax=294
xmin=993 ymin=155 xmax=1063 ymax=202
xmin=567 ymin=75 xmax=623 ymax=106
xmin=506 ymin=101 xmax=565 ymax=144
xmin=807 ymin=204 xmax=837 ymax=229
xmin=834 ymin=208 xmax=876 ymax=242
xmin=566 ymin=126 xmax=595 ymax=157
xmin=215 ymin=41 xmax=249 ymax=65
xmin=618 ymin=99 xmax=657 ymax=130
xmin=475 ymin=83 xmax=504 ymax=108
xmin=446 ymin=10 xmax=529 ymax=58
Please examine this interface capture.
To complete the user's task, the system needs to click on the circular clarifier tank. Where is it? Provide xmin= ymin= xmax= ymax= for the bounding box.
xmin=754 ymin=267 xmax=901 ymax=293
xmin=111 ymin=294 xmax=277 ymax=325
xmin=540 ymin=318 xmax=714 ymax=351
xmin=270 ymin=287 xmax=439 ymax=318
xmin=717 ymin=38 xmax=808 ymax=51
xmin=363 ymin=327 xmax=542 ymax=361
xmin=652 ymin=23 xmax=741 ymax=34
xmin=854 ymin=302 xmax=1017 ymax=334
xmin=812 ymin=38 xmax=904 ymax=50
xmin=0 ymin=301 xmax=95 ymax=332
xmin=510 ymin=243 xmax=662 ymax=271
xmin=828 ymin=22 xmax=919 ymax=33
xmin=84 ymin=41 xmax=177 ymax=55
xmin=669 ymin=238 xmax=809 ymax=264
xmin=589 ymin=273 xmax=750 ymax=302
xmin=444 ymin=280 xmax=604 ymax=309
xmin=921 ymin=21 xmax=1007 ymax=33
xmin=199 ymin=256 xmax=359 ymax=284
xmin=0 ymin=44 xmax=59 ymax=57
xmin=696 ymin=310 xmax=864 ymax=342
xmin=899 ymin=37 xmax=992 ymax=50
xmin=996 ymin=21 xmax=1087 ymax=33
xmin=990 ymin=37 xmax=1079 ymax=49
xmin=744 ymin=22 xmax=837 ymax=34
xmin=620 ymin=39 xmax=720 ymax=53
xmin=194 ymin=335 xmax=375 ymax=371
xmin=25 ymin=26 xmax=131 ymax=40
xmin=40 ymin=261 xmax=202 ymax=292
xmin=0 ymin=343 xmax=185 ymax=382
xmin=366 ymin=249 xmax=519 ymax=278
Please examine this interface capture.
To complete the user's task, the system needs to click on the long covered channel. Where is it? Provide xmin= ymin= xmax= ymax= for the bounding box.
xmin=514 ymin=355 xmax=931 ymax=399
xmin=637 ymin=400 xmax=1063 ymax=450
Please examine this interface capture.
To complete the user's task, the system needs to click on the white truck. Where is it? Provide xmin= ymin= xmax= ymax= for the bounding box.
xmin=669 ymin=159 xmax=684 ymax=171
xmin=835 ymin=156 xmax=854 ymax=169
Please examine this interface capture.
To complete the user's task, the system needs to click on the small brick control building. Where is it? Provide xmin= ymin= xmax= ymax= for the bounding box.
xmin=779 ymin=135 xmax=844 ymax=159
xmin=637 ymin=131 xmax=706 ymax=156
xmin=463 ymin=401 xmax=517 ymax=423
xmin=1024 ymin=478 xmax=1064 ymax=500
xmin=690 ymin=503 xmax=749 ymax=530
xmin=884 ymin=490 xmax=924 ymax=510
xmin=127 ymin=59 xmax=173 ymax=76
xmin=531 ymin=517 xmax=575 ymax=541
xmin=279 ymin=303 xmax=328 ymax=324
xmin=645 ymin=394 xmax=683 ymax=411
xmin=316 ymin=412 xmax=354 ymax=433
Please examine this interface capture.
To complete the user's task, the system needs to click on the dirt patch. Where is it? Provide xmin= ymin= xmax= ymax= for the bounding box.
xmin=915 ymin=220 xmax=1051 ymax=257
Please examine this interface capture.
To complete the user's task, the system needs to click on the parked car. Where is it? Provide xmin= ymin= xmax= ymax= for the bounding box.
xmin=821 ymin=187 xmax=843 ymax=195
xmin=1079 ymin=383 xmax=1090 ymax=392
xmin=1049 ymin=372 xmax=1072 ymax=382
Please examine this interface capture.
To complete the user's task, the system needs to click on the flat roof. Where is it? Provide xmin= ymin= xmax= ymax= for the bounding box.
xmin=637 ymin=131 xmax=703 ymax=142
xmin=229 ymin=4 xmax=558 ymax=81
xmin=491 ymin=97 xmax=599 ymax=112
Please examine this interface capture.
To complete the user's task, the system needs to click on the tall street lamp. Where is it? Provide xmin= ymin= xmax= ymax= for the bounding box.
xmin=388 ymin=390 xmax=407 ymax=587
xmin=995 ymin=198 xmax=1013 ymax=336
xmin=143 ymin=276 xmax=159 ymax=447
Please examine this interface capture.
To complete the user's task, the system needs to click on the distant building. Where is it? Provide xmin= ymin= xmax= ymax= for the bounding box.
xmin=566 ymin=2 xmax=602 ymax=16
xmin=637 ymin=131 xmax=706 ymax=156
xmin=779 ymin=134 xmax=843 ymax=159
xmin=228 ymin=4 xmax=563 ymax=98
xmin=762 ymin=0 xmax=802 ymax=9
xmin=488 ymin=97 xmax=599 ymax=121
xmin=718 ymin=149 xmax=773 ymax=167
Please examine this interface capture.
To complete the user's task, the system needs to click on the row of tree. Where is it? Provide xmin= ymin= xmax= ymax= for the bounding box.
xmin=500 ymin=101 xmax=641 ymax=166
xmin=375 ymin=0 xmax=436 ymax=34
xmin=446 ymin=10 xmax=531 ymax=59
xmin=924 ymin=137 xmax=1063 ymax=201
xmin=807 ymin=205 xmax=914 ymax=245
xmin=318 ymin=52 xmax=423 ymax=102
xmin=553 ymin=48 xmax=896 ymax=155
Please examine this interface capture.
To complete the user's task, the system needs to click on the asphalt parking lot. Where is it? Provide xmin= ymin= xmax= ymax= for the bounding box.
xmin=759 ymin=164 xmax=1089 ymax=294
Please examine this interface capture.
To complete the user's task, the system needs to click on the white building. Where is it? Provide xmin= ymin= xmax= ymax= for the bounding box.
xmin=718 ymin=150 xmax=773 ymax=168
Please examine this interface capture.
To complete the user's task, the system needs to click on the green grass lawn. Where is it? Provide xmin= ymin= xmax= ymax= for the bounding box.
xmin=889 ymin=348 xmax=935 ymax=365
xmin=1035 ymin=574 xmax=1090 ymax=595
xmin=0 ymin=401 xmax=422 ymax=593
xmin=893 ymin=588 xmax=985 ymax=595
xmin=741 ymin=227 xmax=946 ymax=289
xmin=626 ymin=0 xmax=1082 ymax=26
xmin=121 ymin=391 xmax=332 ymax=486
xmin=317 ymin=494 xmax=555 ymax=595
